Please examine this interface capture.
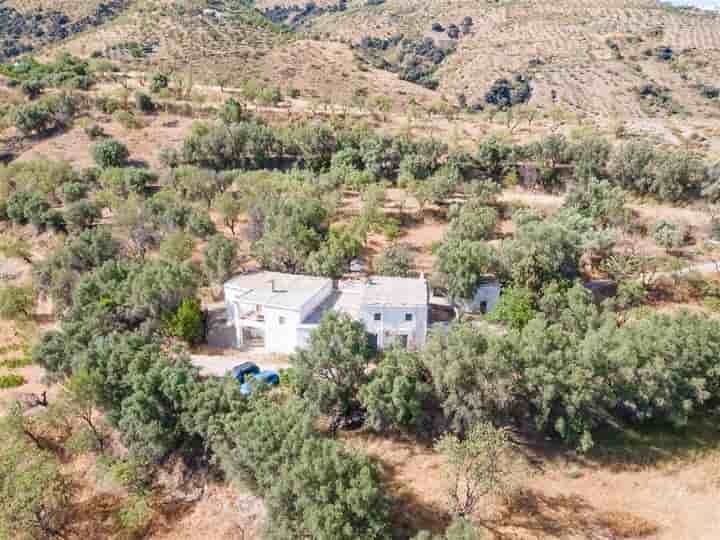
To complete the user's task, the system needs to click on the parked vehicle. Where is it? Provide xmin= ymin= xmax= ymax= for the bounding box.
xmin=240 ymin=370 xmax=280 ymax=396
xmin=231 ymin=362 xmax=260 ymax=383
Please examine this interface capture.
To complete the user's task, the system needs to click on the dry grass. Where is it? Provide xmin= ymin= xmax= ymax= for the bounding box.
xmin=343 ymin=425 xmax=720 ymax=540
xmin=596 ymin=510 xmax=660 ymax=538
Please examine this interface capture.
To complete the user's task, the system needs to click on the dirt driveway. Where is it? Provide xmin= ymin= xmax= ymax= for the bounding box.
xmin=190 ymin=353 xmax=290 ymax=378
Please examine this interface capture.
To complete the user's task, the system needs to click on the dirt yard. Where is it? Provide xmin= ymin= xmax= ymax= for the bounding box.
xmin=343 ymin=426 xmax=720 ymax=540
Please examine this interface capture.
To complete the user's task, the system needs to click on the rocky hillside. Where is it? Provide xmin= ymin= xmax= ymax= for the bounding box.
xmin=0 ymin=0 xmax=129 ymax=62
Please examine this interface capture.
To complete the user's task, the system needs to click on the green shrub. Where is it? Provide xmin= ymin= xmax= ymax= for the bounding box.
xmin=64 ymin=199 xmax=102 ymax=232
xmin=0 ymin=374 xmax=26 ymax=388
xmin=150 ymin=73 xmax=169 ymax=93
xmin=6 ymin=191 xmax=51 ymax=227
xmin=97 ymin=96 xmax=121 ymax=115
xmin=117 ymin=494 xmax=152 ymax=539
xmin=2 ymin=356 xmax=32 ymax=369
xmin=0 ymin=285 xmax=35 ymax=321
xmin=651 ymin=220 xmax=686 ymax=250
xmin=159 ymin=231 xmax=195 ymax=262
xmin=20 ymin=79 xmax=45 ymax=99
xmin=113 ymin=110 xmax=142 ymax=129
xmin=93 ymin=139 xmax=130 ymax=168
xmin=43 ymin=209 xmax=66 ymax=231
xmin=163 ymin=298 xmax=204 ymax=345
xmin=187 ymin=211 xmax=217 ymax=238
xmin=134 ymin=92 xmax=154 ymax=113
xmin=84 ymin=124 xmax=106 ymax=139
xmin=59 ymin=181 xmax=89 ymax=204
xmin=13 ymin=103 xmax=52 ymax=135
xmin=487 ymin=286 xmax=536 ymax=329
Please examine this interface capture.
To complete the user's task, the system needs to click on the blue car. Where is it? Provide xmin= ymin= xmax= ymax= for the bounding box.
xmin=240 ymin=370 xmax=280 ymax=396
xmin=231 ymin=362 xmax=260 ymax=383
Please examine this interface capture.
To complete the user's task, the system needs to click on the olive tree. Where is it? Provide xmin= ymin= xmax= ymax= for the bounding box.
xmin=433 ymin=239 xmax=497 ymax=303
xmin=360 ymin=348 xmax=434 ymax=433
xmin=436 ymin=422 xmax=517 ymax=518
xmin=202 ymin=235 xmax=238 ymax=289
xmin=265 ymin=438 xmax=392 ymax=540
xmin=291 ymin=312 xmax=373 ymax=416
xmin=373 ymin=243 xmax=415 ymax=277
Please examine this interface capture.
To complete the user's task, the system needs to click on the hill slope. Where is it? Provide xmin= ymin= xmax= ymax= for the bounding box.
xmin=306 ymin=0 xmax=720 ymax=120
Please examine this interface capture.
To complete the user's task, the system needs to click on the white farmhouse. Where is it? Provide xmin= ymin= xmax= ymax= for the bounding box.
xmin=223 ymin=271 xmax=429 ymax=354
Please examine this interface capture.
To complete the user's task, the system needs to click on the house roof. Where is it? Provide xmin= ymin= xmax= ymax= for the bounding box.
xmin=341 ymin=275 xmax=428 ymax=308
xmin=224 ymin=271 xmax=332 ymax=310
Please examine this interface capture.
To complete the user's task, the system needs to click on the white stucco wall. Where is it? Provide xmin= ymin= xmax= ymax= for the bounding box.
xmin=263 ymin=306 xmax=302 ymax=354
xmin=361 ymin=304 xmax=428 ymax=350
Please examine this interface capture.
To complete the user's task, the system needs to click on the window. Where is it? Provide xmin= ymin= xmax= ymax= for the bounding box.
xmin=278 ymin=316 xmax=286 ymax=325
xmin=373 ymin=312 xmax=382 ymax=321
xmin=405 ymin=313 xmax=413 ymax=322
xmin=479 ymin=301 xmax=488 ymax=314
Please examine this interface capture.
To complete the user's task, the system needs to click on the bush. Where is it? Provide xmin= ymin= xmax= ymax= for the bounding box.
xmin=163 ymin=297 xmax=204 ymax=345
xmin=485 ymin=74 xmax=532 ymax=109
xmin=84 ymin=124 xmax=106 ymax=139
xmin=6 ymin=191 xmax=51 ymax=227
xmin=20 ymin=79 xmax=45 ymax=99
xmin=651 ymin=220 xmax=686 ymax=250
xmin=0 ymin=285 xmax=35 ymax=320
xmin=113 ymin=110 xmax=142 ymax=129
xmin=187 ymin=211 xmax=217 ymax=238
xmin=218 ymin=98 xmax=248 ymax=124
xmin=0 ymin=422 xmax=72 ymax=537
xmin=135 ymin=91 xmax=154 ymax=113
xmin=97 ymin=96 xmax=121 ymax=115
xmin=487 ymin=286 xmax=536 ymax=329
xmin=43 ymin=209 xmax=66 ymax=232
xmin=159 ymin=231 xmax=195 ymax=262
xmin=0 ymin=374 xmax=26 ymax=388
xmin=93 ymin=139 xmax=130 ymax=168
xmin=13 ymin=103 xmax=52 ymax=135
xmin=117 ymin=494 xmax=152 ymax=538
xmin=150 ymin=73 xmax=169 ymax=93
xmin=64 ymin=199 xmax=102 ymax=232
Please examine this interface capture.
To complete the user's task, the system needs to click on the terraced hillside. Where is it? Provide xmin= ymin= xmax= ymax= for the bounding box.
xmin=306 ymin=0 xmax=720 ymax=120
xmin=7 ymin=0 xmax=720 ymax=127
xmin=38 ymin=0 xmax=286 ymax=81
xmin=34 ymin=0 xmax=435 ymax=107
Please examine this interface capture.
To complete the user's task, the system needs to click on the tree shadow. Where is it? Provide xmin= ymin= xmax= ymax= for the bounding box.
xmin=342 ymin=430 xmax=451 ymax=538
xmin=127 ymin=158 xmax=150 ymax=169
xmin=587 ymin=415 xmax=720 ymax=472
xmin=511 ymin=415 xmax=720 ymax=473
xmin=488 ymin=488 xmax=658 ymax=540
xmin=66 ymin=490 xmax=124 ymax=540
